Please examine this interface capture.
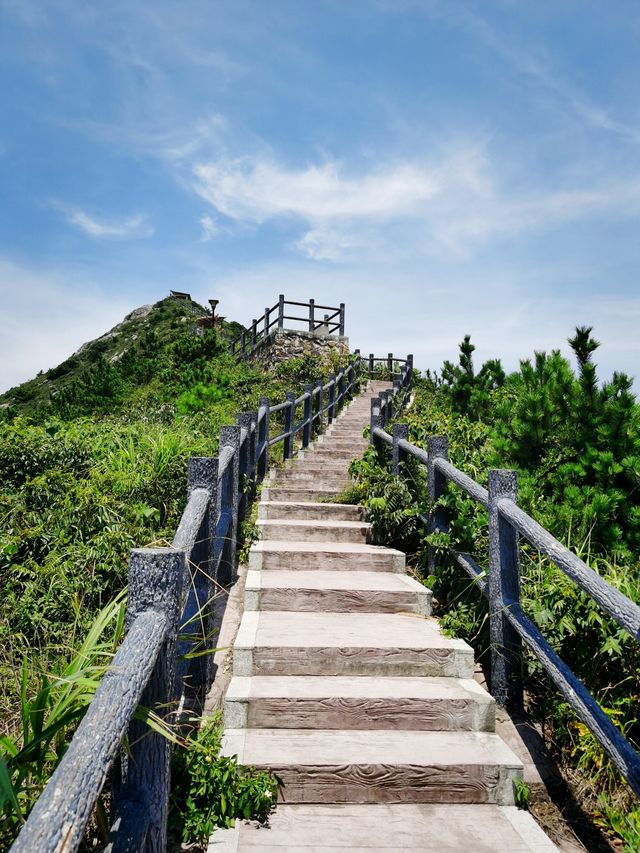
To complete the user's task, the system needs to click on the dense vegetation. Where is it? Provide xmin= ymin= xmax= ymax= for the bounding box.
xmin=0 ymin=296 xmax=329 ymax=845
xmin=348 ymin=329 xmax=639 ymax=849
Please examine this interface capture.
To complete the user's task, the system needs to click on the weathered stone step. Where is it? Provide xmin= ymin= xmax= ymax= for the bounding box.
xmin=249 ymin=540 xmax=405 ymax=572
xmin=257 ymin=501 xmax=366 ymax=522
xmin=262 ymin=486 xmax=342 ymax=502
xmin=224 ymin=675 xmax=493 ymax=731
xmin=243 ymin=570 xmax=430 ymax=614
xmin=274 ymin=472 xmax=352 ymax=487
xmin=299 ymin=447 xmax=360 ymax=460
xmin=257 ymin=518 xmax=371 ymax=544
xmin=209 ymin=803 xmax=559 ymax=851
xmin=281 ymin=462 xmax=352 ymax=476
xmin=233 ymin=611 xmax=473 ymax=677
xmin=221 ymin=728 xmax=522 ymax=805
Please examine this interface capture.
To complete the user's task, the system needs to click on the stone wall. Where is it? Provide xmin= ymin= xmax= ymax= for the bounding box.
xmin=246 ymin=328 xmax=350 ymax=372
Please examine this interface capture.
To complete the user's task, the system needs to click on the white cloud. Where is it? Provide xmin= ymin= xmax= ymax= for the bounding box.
xmin=199 ymin=213 xmax=218 ymax=241
xmin=55 ymin=204 xmax=154 ymax=239
xmin=0 ymin=258 xmax=134 ymax=393
xmin=192 ymin=148 xmax=640 ymax=262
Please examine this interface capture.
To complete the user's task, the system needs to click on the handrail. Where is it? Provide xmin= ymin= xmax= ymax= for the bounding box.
xmin=368 ymin=412 xmax=640 ymax=798
xmin=12 ymin=339 xmax=385 ymax=853
xmin=230 ymin=294 xmax=346 ymax=359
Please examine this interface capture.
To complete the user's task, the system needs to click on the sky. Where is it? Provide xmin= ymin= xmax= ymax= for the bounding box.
xmin=1 ymin=0 xmax=640 ymax=393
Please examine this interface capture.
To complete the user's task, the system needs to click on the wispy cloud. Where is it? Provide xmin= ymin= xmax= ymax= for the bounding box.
xmin=54 ymin=204 xmax=154 ymax=239
xmin=192 ymin=148 xmax=640 ymax=261
xmin=199 ymin=213 xmax=218 ymax=241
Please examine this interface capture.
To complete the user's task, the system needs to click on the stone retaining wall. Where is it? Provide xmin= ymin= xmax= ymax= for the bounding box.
xmin=246 ymin=328 xmax=350 ymax=371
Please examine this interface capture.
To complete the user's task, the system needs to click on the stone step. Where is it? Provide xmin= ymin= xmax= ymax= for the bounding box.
xmin=300 ymin=448 xmax=361 ymax=460
xmin=249 ymin=540 xmax=405 ymax=572
xmin=282 ymin=462 xmax=352 ymax=476
xmin=262 ymin=487 xmax=343 ymax=502
xmin=221 ymin=728 xmax=522 ymax=805
xmin=233 ymin=611 xmax=474 ymax=677
xmin=274 ymin=472 xmax=352 ymax=487
xmin=257 ymin=518 xmax=371 ymax=544
xmin=257 ymin=501 xmax=366 ymax=522
xmin=275 ymin=467 xmax=351 ymax=480
xmin=224 ymin=675 xmax=493 ymax=731
xmin=209 ymin=803 xmax=559 ymax=851
xmin=243 ymin=570 xmax=430 ymax=614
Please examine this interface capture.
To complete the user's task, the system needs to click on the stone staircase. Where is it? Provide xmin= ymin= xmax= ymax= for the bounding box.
xmin=213 ymin=382 xmax=557 ymax=851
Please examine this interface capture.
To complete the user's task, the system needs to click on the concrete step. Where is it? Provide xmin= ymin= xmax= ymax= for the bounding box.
xmin=249 ymin=540 xmax=405 ymax=572
xmin=209 ymin=803 xmax=559 ymax=851
xmin=221 ymin=728 xmax=522 ymax=805
xmin=257 ymin=519 xmax=371 ymax=544
xmin=262 ymin=486 xmax=343 ymax=502
xmin=301 ymin=448 xmax=361 ymax=460
xmin=257 ymin=501 xmax=366 ymax=522
xmin=282 ymin=462 xmax=352 ymax=476
xmin=224 ymin=675 xmax=493 ymax=731
xmin=275 ymin=468 xmax=351 ymax=481
xmin=243 ymin=570 xmax=431 ymax=614
xmin=233 ymin=611 xmax=474 ymax=677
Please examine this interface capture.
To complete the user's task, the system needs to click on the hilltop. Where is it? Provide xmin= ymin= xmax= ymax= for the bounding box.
xmin=0 ymin=295 xmax=246 ymax=419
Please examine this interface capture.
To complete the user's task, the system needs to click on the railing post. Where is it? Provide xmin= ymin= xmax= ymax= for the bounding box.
xmin=488 ymin=469 xmax=523 ymax=711
xmin=264 ymin=306 xmax=270 ymax=338
xmin=185 ymin=457 xmax=218 ymax=690
xmin=315 ymin=379 xmax=324 ymax=433
xmin=237 ymin=412 xmax=257 ymax=517
xmin=337 ymin=370 xmax=346 ymax=412
xmin=251 ymin=319 xmax=257 ymax=348
xmin=392 ymin=424 xmax=409 ymax=475
xmin=369 ymin=353 xmax=374 ymax=377
xmin=257 ymin=397 xmax=270 ymax=481
xmin=283 ymin=391 xmax=296 ymax=459
xmin=309 ymin=298 xmax=315 ymax=332
xmin=370 ymin=397 xmax=382 ymax=451
xmin=302 ymin=385 xmax=313 ymax=448
xmin=218 ymin=425 xmax=240 ymax=584
xmin=339 ymin=302 xmax=345 ymax=335
xmin=240 ymin=330 xmax=246 ymax=355
xmin=278 ymin=294 xmax=285 ymax=329
xmin=407 ymin=353 xmax=414 ymax=388
xmin=427 ymin=436 xmax=449 ymax=575
xmin=111 ymin=548 xmax=186 ymax=853
xmin=328 ymin=376 xmax=336 ymax=423
xmin=388 ymin=352 xmax=393 ymax=378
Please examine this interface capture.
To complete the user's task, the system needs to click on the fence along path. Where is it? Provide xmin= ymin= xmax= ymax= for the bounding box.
xmin=214 ymin=381 xmax=558 ymax=851
xmin=11 ymin=353 xmax=395 ymax=853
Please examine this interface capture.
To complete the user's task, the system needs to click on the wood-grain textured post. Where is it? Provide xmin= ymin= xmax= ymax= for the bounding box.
xmin=218 ymin=425 xmax=240 ymax=584
xmin=337 ymin=371 xmax=346 ymax=413
xmin=392 ymin=424 xmax=409 ymax=476
xmin=302 ymin=385 xmax=313 ymax=448
xmin=308 ymin=298 xmax=315 ymax=332
xmin=488 ymin=469 xmax=523 ymax=711
xmin=251 ymin=319 xmax=257 ymax=348
xmin=278 ymin=294 xmax=285 ymax=329
xmin=369 ymin=353 xmax=374 ymax=377
xmin=327 ymin=376 xmax=336 ymax=423
xmin=315 ymin=380 xmax=324 ymax=433
xmin=111 ymin=548 xmax=186 ymax=853
xmin=257 ymin=398 xmax=270 ymax=481
xmin=370 ymin=397 xmax=382 ymax=451
xmin=186 ymin=457 xmax=218 ymax=691
xmin=427 ymin=436 xmax=449 ymax=575
xmin=264 ymin=306 xmax=270 ymax=338
xmin=283 ymin=392 xmax=296 ymax=459
xmin=339 ymin=302 xmax=345 ymax=335
xmin=388 ymin=352 xmax=393 ymax=378
xmin=237 ymin=412 xmax=257 ymax=518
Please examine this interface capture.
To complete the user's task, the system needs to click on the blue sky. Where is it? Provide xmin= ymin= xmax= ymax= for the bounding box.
xmin=1 ymin=0 xmax=639 ymax=392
